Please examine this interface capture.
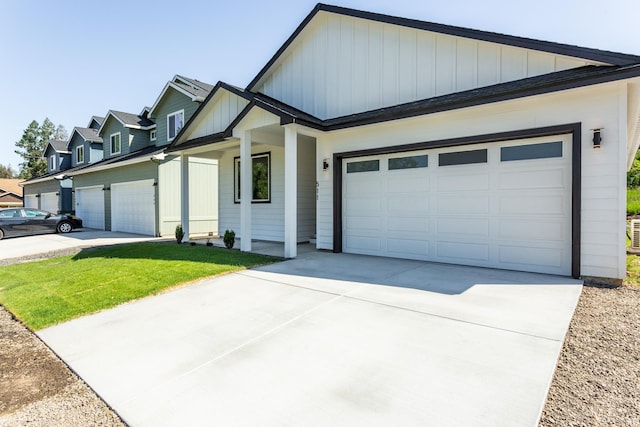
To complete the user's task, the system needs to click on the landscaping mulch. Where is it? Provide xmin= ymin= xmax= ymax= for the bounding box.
xmin=1 ymin=284 xmax=638 ymax=426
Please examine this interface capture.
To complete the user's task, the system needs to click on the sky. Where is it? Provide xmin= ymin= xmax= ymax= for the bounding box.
xmin=1 ymin=0 xmax=639 ymax=173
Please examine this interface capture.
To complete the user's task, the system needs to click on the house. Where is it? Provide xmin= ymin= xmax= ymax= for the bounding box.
xmin=168 ymin=3 xmax=640 ymax=282
xmin=67 ymin=75 xmax=217 ymax=236
xmin=21 ymin=140 xmax=73 ymax=213
xmin=0 ymin=179 xmax=23 ymax=208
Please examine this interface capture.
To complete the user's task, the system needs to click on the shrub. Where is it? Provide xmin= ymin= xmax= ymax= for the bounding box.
xmin=175 ymin=225 xmax=185 ymax=244
xmin=628 ymin=188 xmax=640 ymax=216
xmin=223 ymin=229 xmax=236 ymax=250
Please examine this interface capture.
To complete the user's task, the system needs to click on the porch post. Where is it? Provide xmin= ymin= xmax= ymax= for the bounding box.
xmin=180 ymin=153 xmax=190 ymax=241
xmin=284 ymin=125 xmax=298 ymax=258
xmin=240 ymin=130 xmax=252 ymax=252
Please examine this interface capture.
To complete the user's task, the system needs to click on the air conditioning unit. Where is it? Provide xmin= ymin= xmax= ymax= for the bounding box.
xmin=631 ymin=220 xmax=640 ymax=249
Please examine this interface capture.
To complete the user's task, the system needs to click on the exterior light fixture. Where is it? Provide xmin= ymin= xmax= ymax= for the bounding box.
xmin=592 ymin=128 xmax=602 ymax=149
xmin=323 ymin=158 xmax=329 ymax=171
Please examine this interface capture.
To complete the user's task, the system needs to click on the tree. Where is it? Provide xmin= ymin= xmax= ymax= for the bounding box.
xmin=14 ymin=118 xmax=68 ymax=180
xmin=628 ymin=149 xmax=640 ymax=188
xmin=0 ymin=164 xmax=15 ymax=178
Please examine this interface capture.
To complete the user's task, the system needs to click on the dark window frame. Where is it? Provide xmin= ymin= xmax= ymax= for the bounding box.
xmin=233 ymin=152 xmax=271 ymax=204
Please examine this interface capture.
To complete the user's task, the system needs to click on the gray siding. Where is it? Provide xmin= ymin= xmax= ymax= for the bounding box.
xmin=129 ymin=128 xmax=152 ymax=152
xmin=100 ymin=118 xmax=132 ymax=157
xmin=69 ymin=133 xmax=89 ymax=167
xmin=73 ymin=162 xmax=158 ymax=231
xmin=22 ymin=179 xmax=61 ymax=211
xmin=152 ymin=87 xmax=201 ymax=147
xmin=90 ymin=143 xmax=104 ymax=163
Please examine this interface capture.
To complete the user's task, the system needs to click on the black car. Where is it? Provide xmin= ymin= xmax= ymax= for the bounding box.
xmin=0 ymin=208 xmax=83 ymax=239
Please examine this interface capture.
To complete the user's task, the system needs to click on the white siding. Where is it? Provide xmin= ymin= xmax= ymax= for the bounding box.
xmin=316 ymin=82 xmax=628 ymax=279
xmin=219 ymin=138 xmax=316 ymax=243
xmin=158 ymin=156 xmax=218 ymax=236
xmin=255 ymin=12 xmax=597 ymax=120
xmin=179 ymin=90 xmax=249 ymax=142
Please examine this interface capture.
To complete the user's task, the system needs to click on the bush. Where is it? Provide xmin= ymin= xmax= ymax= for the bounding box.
xmin=223 ymin=229 xmax=236 ymax=250
xmin=628 ymin=188 xmax=640 ymax=216
xmin=175 ymin=225 xmax=185 ymax=244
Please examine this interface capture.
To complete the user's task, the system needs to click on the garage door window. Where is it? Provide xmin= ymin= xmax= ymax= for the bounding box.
xmin=389 ymin=155 xmax=428 ymax=170
xmin=346 ymin=160 xmax=379 ymax=173
xmin=439 ymin=149 xmax=487 ymax=166
xmin=500 ymin=141 xmax=562 ymax=162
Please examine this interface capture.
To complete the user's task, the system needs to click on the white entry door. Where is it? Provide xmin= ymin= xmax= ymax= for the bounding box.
xmin=40 ymin=192 xmax=59 ymax=214
xmin=111 ymin=180 xmax=156 ymax=236
xmin=75 ymin=186 xmax=105 ymax=230
xmin=342 ymin=135 xmax=572 ymax=276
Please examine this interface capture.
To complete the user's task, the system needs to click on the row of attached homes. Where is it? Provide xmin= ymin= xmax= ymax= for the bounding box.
xmin=22 ymin=4 xmax=640 ymax=283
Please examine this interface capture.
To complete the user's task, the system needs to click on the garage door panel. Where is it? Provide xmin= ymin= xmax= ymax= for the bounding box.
xmin=499 ymin=195 xmax=565 ymax=215
xmin=498 ymin=169 xmax=565 ymax=189
xmin=387 ymin=217 xmax=429 ymax=233
xmin=387 ymin=238 xmax=429 ymax=257
xmin=438 ymin=173 xmax=489 ymax=191
xmin=437 ymin=241 xmax=489 ymax=261
xmin=498 ymin=245 xmax=565 ymax=270
xmin=76 ymin=187 xmax=105 ymax=230
xmin=498 ymin=219 xmax=564 ymax=241
xmin=437 ymin=218 xmax=489 ymax=237
xmin=342 ymin=135 xmax=572 ymax=275
xmin=41 ymin=192 xmax=58 ymax=214
xmin=438 ymin=195 xmax=490 ymax=214
xmin=111 ymin=180 xmax=155 ymax=236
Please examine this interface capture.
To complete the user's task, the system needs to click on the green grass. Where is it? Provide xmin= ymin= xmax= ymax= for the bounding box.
xmin=0 ymin=243 xmax=279 ymax=330
xmin=627 ymin=188 xmax=640 ymax=216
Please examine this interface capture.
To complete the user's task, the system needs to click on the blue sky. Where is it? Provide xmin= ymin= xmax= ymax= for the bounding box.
xmin=1 ymin=0 xmax=638 ymax=172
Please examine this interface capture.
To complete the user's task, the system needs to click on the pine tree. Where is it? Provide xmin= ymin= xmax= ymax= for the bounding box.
xmin=0 ymin=164 xmax=15 ymax=178
xmin=15 ymin=120 xmax=45 ymax=179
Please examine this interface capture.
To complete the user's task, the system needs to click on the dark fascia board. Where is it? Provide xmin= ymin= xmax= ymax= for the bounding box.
xmin=165 ymin=132 xmax=228 ymax=153
xmin=168 ymin=81 xmax=253 ymax=150
xmin=247 ymin=3 xmax=640 ymax=91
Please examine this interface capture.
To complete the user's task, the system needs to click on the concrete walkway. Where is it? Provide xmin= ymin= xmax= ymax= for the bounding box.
xmin=38 ymin=251 xmax=582 ymax=426
xmin=0 ymin=229 xmax=164 ymax=265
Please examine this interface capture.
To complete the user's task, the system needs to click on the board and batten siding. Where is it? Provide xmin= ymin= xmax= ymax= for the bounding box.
xmin=152 ymin=86 xmax=202 ymax=147
xmin=180 ymin=90 xmax=250 ymax=142
xmin=73 ymin=162 xmax=158 ymax=232
xmin=158 ymin=156 xmax=219 ymax=236
xmin=316 ymin=81 xmax=628 ymax=279
xmin=256 ymin=12 xmax=597 ymax=120
xmin=218 ymin=140 xmax=316 ymax=243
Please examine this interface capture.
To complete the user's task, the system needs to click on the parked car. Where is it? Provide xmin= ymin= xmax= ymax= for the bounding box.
xmin=0 ymin=208 xmax=83 ymax=239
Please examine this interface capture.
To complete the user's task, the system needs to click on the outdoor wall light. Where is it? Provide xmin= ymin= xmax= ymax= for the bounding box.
xmin=102 ymin=187 xmax=110 ymax=191
xmin=323 ymin=158 xmax=329 ymax=171
xmin=592 ymin=128 xmax=602 ymax=149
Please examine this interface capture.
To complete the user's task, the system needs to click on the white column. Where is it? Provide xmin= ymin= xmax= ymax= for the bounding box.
xmin=284 ymin=125 xmax=298 ymax=258
xmin=180 ymin=153 xmax=190 ymax=242
xmin=240 ymin=130 xmax=252 ymax=252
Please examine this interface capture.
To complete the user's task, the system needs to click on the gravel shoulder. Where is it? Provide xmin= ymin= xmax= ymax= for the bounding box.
xmin=1 ymin=283 xmax=638 ymax=426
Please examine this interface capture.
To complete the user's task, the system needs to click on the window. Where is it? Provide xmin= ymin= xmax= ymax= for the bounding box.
xmin=24 ymin=209 xmax=47 ymax=218
xmin=389 ymin=155 xmax=428 ymax=170
xmin=49 ymin=155 xmax=56 ymax=171
xmin=76 ymin=145 xmax=85 ymax=163
xmin=500 ymin=141 xmax=562 ymax=162
xmin=150 ymin=130 xmax=157 ymax=141
xmin=110 ymin=133 xmax=121 ymax=155
xmin=346 ymin=160 xmax=379 ymax=173
xmin=439 ymin=149 xmax=487 ymax=166
xmin=167 ymin=110 xmax=184 ymax=141
xmin=234 ymin=153 xmax=270 ymax=203
xmin=0 ymin=209 xmax=19 ymax=218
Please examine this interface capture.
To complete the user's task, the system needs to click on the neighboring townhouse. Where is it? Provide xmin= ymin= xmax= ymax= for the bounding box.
xmin=67 ymin=75 xmax=217 ymax=236
xmin=21 ymin=140 xmax=73 ymax=213
xmin=169 ymin=3 xmax=640 ymax=283
xmin=0 ymin=179 xmax=23 ymax=208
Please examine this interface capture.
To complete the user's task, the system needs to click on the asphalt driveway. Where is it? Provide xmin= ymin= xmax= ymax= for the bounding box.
xmin=38 ymin=251 xmax=582 ymax=426
xmin=0 ymin=229 xmax=162 ymax=264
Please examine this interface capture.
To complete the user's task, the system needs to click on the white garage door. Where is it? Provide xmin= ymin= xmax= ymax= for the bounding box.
xmin=342 ymin=135 xmax=572 ymax=276
xmin=41 ymin=192 xmax=59 ymax=214
xmin=111 ymin=180 xmax=156 ymax=236
xmin=24 ymin=194 xmax=38 ymax=209
xmin=76 ymin=186 xmax=105 ymax=230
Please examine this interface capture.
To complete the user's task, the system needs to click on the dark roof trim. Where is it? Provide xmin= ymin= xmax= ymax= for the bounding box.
xmin=247 ymin=3 xmax=640 ymax=91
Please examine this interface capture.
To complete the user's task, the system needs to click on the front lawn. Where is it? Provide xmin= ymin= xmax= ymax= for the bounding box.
xmin=0 ymin=243 xmax=279 ymax=330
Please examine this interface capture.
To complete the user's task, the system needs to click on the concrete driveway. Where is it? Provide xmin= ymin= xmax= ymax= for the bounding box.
xmin=38 ymin=251 xmax=582 ymax=426
xmin=0 ymin=229 xmax=163 ymax=264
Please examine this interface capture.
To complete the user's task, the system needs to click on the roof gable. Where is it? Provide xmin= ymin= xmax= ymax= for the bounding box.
xmin=98 ymin=110 xmax=155 ymax=136
xmin=148 ymin=75 xmax=214 ymax=117
xmin=43 ymin=140 xmax=69 ymax=156
xmin=247 ymin=4 xmax=640 ymax=120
